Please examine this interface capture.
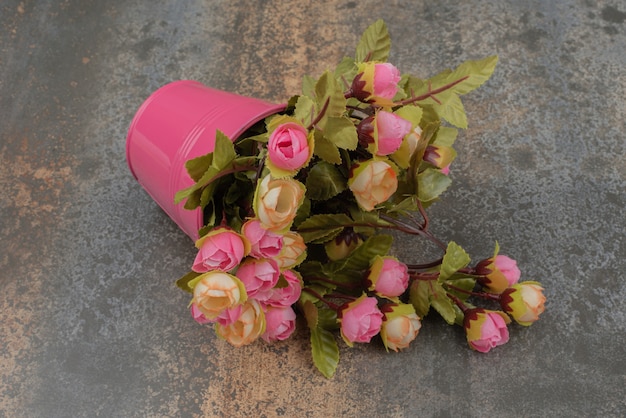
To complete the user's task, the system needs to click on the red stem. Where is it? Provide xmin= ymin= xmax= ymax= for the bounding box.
xmin=396 ymin=75 xmax=470 ymax=106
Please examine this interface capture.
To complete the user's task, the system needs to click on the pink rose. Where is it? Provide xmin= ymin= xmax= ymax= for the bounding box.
xmin=267 ymin=120 xmax=311 ymax=172
xmin=380 ymin=303 xmax=422 ymax=352
xmin=494 ymin=255 xmax=521 ymax=286
xmin=367 ymin=255 xmax=409 ymax=298
xmin=339 ymin=295 xmax=383 ymax=346
xmin=235 ymin=258 xmax=280 ymax=298
xmin=375 ymin=111 xmax=412 ymax=156
xmin=476 ymin=254 xmax=521 ymax=294
xmin=241 ymin=219 xmax=283 ymax=259
xmin=261 ymin=306 xmax=297 ymax=342
xmin=441 ymin=165 xmax=450 ymax=176
xmin=263 ymin=269 xmax=302 ymax=308
xmin=500 ymin=282 xmax=546 ymax=326
xmin=351 ymin=62 xmax=401 ymax=105
xmin=348 ymin=159 xmax=398 ymax=211
xmin=464 ymin=309 xmax=511 ymax=353
xmin=192 ymin=227 xmax=249 ymax=273
xmin=357 ymin=111 xmax=412 ymax=156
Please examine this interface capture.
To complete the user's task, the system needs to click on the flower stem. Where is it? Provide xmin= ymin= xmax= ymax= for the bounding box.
xmin=308 ymin=97 xmax=330 ymax=130
xmin=396 ymin=76 xmax=470 ymax=106
xmin=445 ymin=283 xmax=500 ymax=301
xmin=446 ymin=292 xmax=469 ymax=314
xmin=303 ymin=288 xmax=340 ymax=311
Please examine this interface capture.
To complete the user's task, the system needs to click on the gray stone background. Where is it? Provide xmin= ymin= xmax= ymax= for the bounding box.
xmin=1 ymin=0 xmax=624 ymax=416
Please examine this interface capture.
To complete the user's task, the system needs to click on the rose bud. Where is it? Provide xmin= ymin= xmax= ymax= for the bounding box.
xmin=351 ymin=62 xmax=401 ymax=106
xmin=266 ymin=116 xmax=313 ymax=175
xmin=261 ymin=306 xmax=297 ymax=342
xmin=373 ymin=111 xmax=412 ymax=156
xmin=366 ymin=255 xmax=409 ymax=298
xmin=338 ymin=294 xmax=383 ymax=346
xmin=500 ymin=282 xmax=546 ymax=326
xmin=216 ymin=299 xmax=266 ymax=347
xmin=380 ymin=303 xmax=422 ymax=352
xmin=422 ymin=145 xmax=455 ymax=170
xmin=241 ymin=219 xmax=283 ymax=259
xmin=192 ymin=227 xmax=250 ymax=273
xmin=475 ymin=255 xmax=521 ymax=294
xmin=192 ymin=271 xmax=248 ymax=320
xmin=324 ymin=228 xmax=363 ymax=261
xmin=263 ymin=269 xmax=303 ymax=308
xmin=235 ymin=258 xmax=281 ymax=298
xmin=348 ymin=159 xmax=398 ymax=211
xmin=254 ymin=174 xmax=306 ymax=232
xmin=463 ymin=308 xmax=511 ymax=353
xmin=274 ymin=232 xmax=307 ymax=269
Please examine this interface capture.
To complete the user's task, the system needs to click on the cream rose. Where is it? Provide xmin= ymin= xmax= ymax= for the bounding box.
xmin=348 ymin=159 xmax=398 ymax=211
xmin=192 ymin=271 xmax=247 ymax=319
xmin=254 ymin=174 xmax=305 ymax=231
xmin=216 ymin=299 xmax=266 ymax=347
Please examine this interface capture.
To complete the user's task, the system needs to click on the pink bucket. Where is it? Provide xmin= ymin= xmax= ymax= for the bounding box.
xmin=126 ymin=80 xmax=285 ymax=240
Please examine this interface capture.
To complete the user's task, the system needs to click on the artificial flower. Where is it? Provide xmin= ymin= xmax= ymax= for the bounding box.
xmin=348 ymin=159 xmax=398 ymax=211
xmin=500 ymin=282 xmax=546 ymax=326
xmin=216 ymin=299 xmax=266 ymax=347
xmin=339 ymin=295 xmax=383 ymax=346
xmin=192 ymin=227 xmax=249 ymax=273
xmin=380 ymin=303 xmax=422 ymax=352
xmin=366 ymin=255 xmax=409 ymax=298
xmin=463 ymin=308 xmax=511 ymax=353
xmin=192 ymin=271 xmax=247 ymax=319
xmin=254 ymin=174 xmax=305 ymax=232
xmin=262 ymin=305 xmax=297 ymax=342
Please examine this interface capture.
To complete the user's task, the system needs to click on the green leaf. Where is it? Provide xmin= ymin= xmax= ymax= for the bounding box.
xmin=184 ymin=153 xmax=213 ymax=182
xmin=417 ymin=168 xmax=452 ymax=202
xmin=313 ymin=130 xmax=342 ymax=165
xmin=334 ymin=56 xmax=357 ymax=83
xmin=446 ymin=55 xmax=499 ymax=95
xmin=175 ymin=271 xmax=202 ymax=293
xmin=315 ymin=71 xmax=346 ymax=120
xmin=432 ymin=126 xmax=458 ymax=147
xmin=394 ymin=105 xmax=423 ymax=128
xmin=295 ymin=95 xmax=315 ymax=126
xmin=302 ymin=300 xmax=319 ymax=328
xmin=409 ymin=279 xmax=431 ymax=318
xmin=297 ymin=213 xmax=354 ymax=243
xmin=324 ymin=116 xmax=358 ymax=150
xmin=302 ymin=74 xmax=316 ymax=99
xmin=310 ymin=324 xmax=340 ymax=379
xmin=435 ymin=94 xmax=467 ymax=128
xmin=212 ymin=130 xmax=237 ymax=170
xmin=348 ymin=207 xmax=387 ymax=236
xmin=305 ymin=161 xmax=347 ymax=201
xmin=439 ymin=241 xmax=471 ymax=282
xmin=331 ymin=234 xmax=393 ymax=273
xmin=355 ymin=19 xmax=391 ymax=62
xmin=317 ymin=307 xmax=339 ymax=330
xmin=430 ymin=283 xmax=456 ymax=325
xmin=444 ymin=277 xmax=476 ymax=302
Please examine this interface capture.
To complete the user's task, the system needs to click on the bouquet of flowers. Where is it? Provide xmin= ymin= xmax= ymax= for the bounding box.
xmin=173 ymin=20 xmax=546 ymax=378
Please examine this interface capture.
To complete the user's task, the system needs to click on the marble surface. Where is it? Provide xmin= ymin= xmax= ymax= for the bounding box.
xmin=1 ymin=1 xmax=625 ymax=416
